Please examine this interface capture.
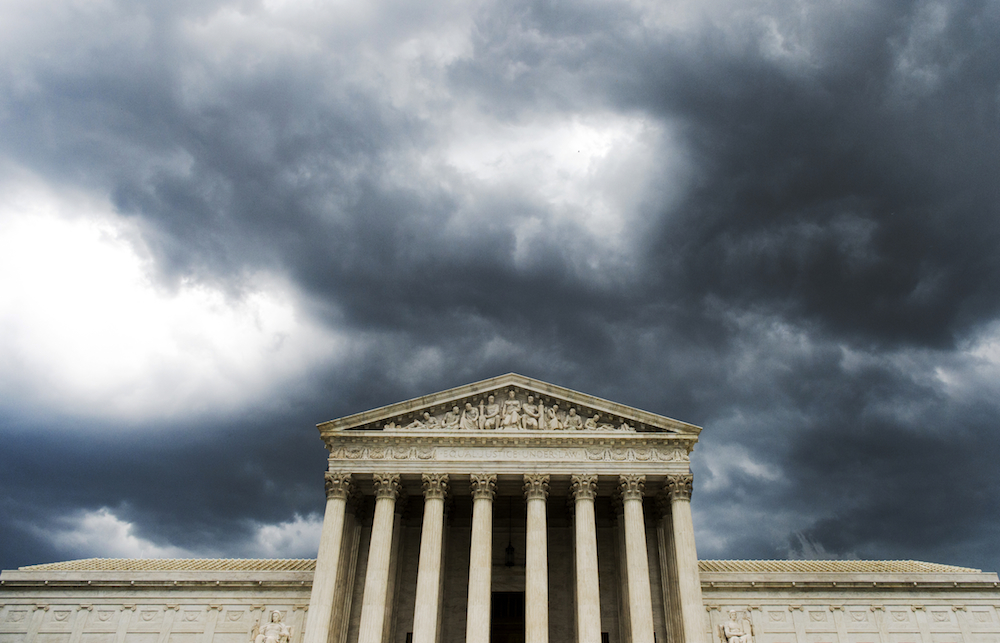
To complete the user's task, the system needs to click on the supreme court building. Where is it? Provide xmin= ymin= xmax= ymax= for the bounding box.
xmin=3 ymin=374 xmax=1000 ymax=643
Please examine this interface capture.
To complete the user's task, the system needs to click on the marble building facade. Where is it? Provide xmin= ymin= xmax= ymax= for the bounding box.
xmin=3 ymin=374 xmax=999 ymax=643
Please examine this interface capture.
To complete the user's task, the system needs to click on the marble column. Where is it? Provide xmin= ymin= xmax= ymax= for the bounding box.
xmin=332 ymin=491 xmax=364 ymax=643
xmin=304 ymin=472 xmax=354 ymax=643
xmin=655 ymin=496 xmax=683 ymax=643
xmin=466 ymin=474 xmax=497 ymax=643
xmin=666 ymin=474 xmax=703 ymax=643
xmin=358 ymin=473 xmax=401 ymax=643
xmin=381 ymin=492 xmax=407 ymax=643
xmin=620 ymin=475 xmax=655 ymax=643
xmin=570 ymin=474 xmax=602 ymax=643
xmin=412 ymin=474 xmax=449 ymax=643
xmin=612 ymin=498 xmax=631 ymax=643
xmin=524 ymin=474 xmax=550 ymax=643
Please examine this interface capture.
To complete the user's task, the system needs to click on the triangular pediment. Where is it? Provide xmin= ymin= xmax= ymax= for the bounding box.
xmin=317 ymin=373 xmax=701 ymax=436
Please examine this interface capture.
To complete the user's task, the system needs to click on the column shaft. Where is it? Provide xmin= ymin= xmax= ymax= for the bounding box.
xmin=412 ymin=474 xmax=449 ymax=643
xmin=524 ymin=475 xmax=550 ymax=643
xmin=571 ymin=475 xmax=602 ymax=643
xmin=613 ymin=502 xmax=631 ymax=643
xmin=357 ymin=474 xmax=401 ymax=643
xmin=381 ymin=503 xmax=406 ymax=643
xmin=303 ymin=472 xmax=353 ymax=643
xmin=668 ymin=474 xmax=704 ymax=643
xmin=620 ymin=475 xmax=655 ymax=643
xmin=656 ymin=498 xmax=683 ymax=643
xmin=331 ymin=502 xmax=362 ymax=643
xmin=465 ymin=474 xmax=497 ymax=643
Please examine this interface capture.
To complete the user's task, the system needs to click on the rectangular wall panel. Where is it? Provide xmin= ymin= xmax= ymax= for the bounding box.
xmin=80 ymin=632 xmax=116 ymax=643
xmin=125 ymin=632 xmax=159 ymax=643
xmin=213 ymin=632 xmax=247 ymax=643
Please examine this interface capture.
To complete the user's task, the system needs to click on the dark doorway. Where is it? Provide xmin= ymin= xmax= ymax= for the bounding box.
xmin=490 ymin=592 xmax=525 ymax=643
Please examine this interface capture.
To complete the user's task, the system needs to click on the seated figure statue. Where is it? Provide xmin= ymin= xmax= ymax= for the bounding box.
xmin=521 ymin=396 xmax=540 ymax=430
xmin=253 ymin=612 xmax=292 ymax=643
xmin=442 ymin=405 xmax=462 ymax=429
xmin=720 ymin=611 xmax=752 ymax=643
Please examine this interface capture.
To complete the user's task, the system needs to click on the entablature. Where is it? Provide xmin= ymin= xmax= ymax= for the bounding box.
xmin=324 ymin=430 xmax=694 ymax=476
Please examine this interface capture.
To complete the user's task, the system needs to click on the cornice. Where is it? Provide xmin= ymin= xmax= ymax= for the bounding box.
xmin=0 ymin=576 xmax=314 ymax=590
xmin=700 ymin=578 xmax=1000 ymax=592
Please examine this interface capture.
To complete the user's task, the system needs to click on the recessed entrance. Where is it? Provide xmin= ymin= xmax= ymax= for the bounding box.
xmin=490 ymin=591 xmax=525 ymax=643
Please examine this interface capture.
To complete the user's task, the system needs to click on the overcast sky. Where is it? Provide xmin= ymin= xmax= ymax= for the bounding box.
xmin=2 ymin=0 xmax=999 ymax=573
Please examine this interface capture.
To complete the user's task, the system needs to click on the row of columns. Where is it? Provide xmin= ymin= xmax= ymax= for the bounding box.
xmin=303 ymin=472 xmax=702 ymax=643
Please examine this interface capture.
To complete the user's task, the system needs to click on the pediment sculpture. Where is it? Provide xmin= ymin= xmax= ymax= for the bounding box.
xmin=381 ymin=388 xmax=636 ymax=433
xmin=319 ymin=373 xmax=701 ymax=436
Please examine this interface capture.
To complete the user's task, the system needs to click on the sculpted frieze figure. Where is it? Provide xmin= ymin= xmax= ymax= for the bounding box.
xmin=499 ymin=390 xmax=521 ymax=429
xmin=460 ymin=402 xmax=480 ymax=430
xmin=585 ymin=413 xmax=615 ymax=431
xmin=660 ymin=447 xmax=689 ymax=462
xmin=442 ymin=406 xmax=462 ymax=429
xmin=369 ymin=389 xmax=662 ymax=433
xmin=480 ymin=395 xmax=500 ymax=429
xmin=405 ymin=412 xmax=439 ymax=430
xmin=522 ymin=395 xmax=540 ymax=430
xmin=720 ymin=611 xmax=753 ymax=643
xmin=546 ymin=404 xmax=563 ymax=430
xmin=251 ymin=611 xmax=292 ymax=643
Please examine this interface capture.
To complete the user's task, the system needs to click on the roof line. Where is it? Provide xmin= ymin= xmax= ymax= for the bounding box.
xmin=16 ymin=557 xmax=983 ymax=574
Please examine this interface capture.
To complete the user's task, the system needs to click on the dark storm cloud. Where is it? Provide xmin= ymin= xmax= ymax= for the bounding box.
xmin=433 ymin=0 xmax=1000 ymax=566
xmin=446 ymin=0 xmax=1000 ymax=345
xmin=1 ymin=0 xmax=999 ymax=574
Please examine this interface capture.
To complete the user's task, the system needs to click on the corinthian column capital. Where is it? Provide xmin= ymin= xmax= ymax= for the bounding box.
xmin=421 ymin=473 xmax=449 ymax=500
xmin=523 ymin=474 xmax=550 ymax=501
xmin=470 ymin=474 xmax=497 ymax=500
xmin=373 ymin=473 xmax=401 ymax=500
xmin=665 ymin=473 xmax=694 ymax=501
xmin=570 ymin=474 xmax=598 ymax=501
xmin=324 ymin=471 xmax=354 ymax=500
xmin=618 ymin=474 xmax=645 ymax=501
